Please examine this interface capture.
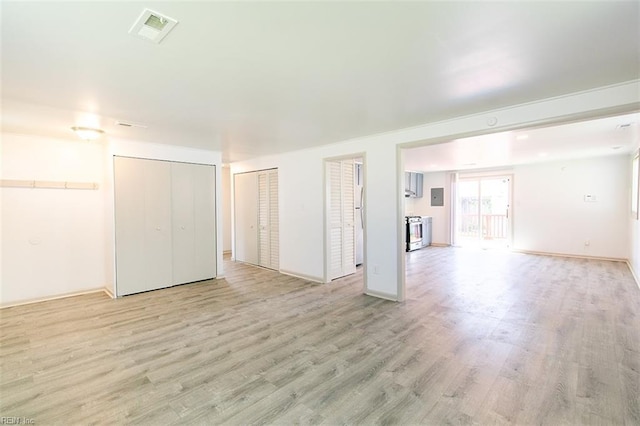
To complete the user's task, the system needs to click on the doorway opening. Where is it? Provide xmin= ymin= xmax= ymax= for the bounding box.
xmin=324 ymin=155 xmax=366 ymax=290
xmin=454 ymin=174 xmax=512 ymax=249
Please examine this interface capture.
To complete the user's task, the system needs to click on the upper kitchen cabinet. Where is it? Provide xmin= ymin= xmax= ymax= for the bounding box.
xmin=404 ymin=171 xmax=423 ymax=198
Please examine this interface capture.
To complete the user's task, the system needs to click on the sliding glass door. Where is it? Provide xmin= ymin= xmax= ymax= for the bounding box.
xmin=455 ymin=175 xmax=511 ymax=248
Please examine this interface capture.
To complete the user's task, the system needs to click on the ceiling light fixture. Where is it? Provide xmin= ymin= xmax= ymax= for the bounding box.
xmin=71 ymin=126 xmax=104 ymax=141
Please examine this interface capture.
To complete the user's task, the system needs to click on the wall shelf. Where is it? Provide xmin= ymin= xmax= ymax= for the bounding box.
xmin=0 ymin=179 xmax=99 ymax=190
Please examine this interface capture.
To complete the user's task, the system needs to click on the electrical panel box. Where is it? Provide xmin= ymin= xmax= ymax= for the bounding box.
xmin=431 ymin=187 xmax=444 ymax=206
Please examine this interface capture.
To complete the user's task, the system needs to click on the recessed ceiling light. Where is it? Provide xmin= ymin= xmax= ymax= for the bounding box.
xmin=611 ymin=146 xmax=622 ymax=150
xmin=516 ymin=134 xmax=529 ymax=140
xmin=71 ymin=126 xmax=104 ymax=141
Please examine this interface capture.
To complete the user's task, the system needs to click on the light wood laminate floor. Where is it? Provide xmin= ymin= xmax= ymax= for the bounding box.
xmin=1 ymin=247 xmax=639 ymax=425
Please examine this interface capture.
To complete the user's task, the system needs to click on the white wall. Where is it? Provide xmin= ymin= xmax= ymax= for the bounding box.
xmin=513 ymin=156 xmax=629 ymax=259
xmin=232 ymin=142 xmax=399 ymax=297
xmin=3 ymin=81 xmax=637 ymax=305
xmin=1 ymin=133 xmax=108 ymax=306
xmin=405 ymin=172 xmax=450 ymax=245
xmin=231 ymin=81 xmax=639 ymax=301
xmin=0 ymin=133 xmax=223 ymax=306
xmin=408 ymin=156 xmax=630 ymax=258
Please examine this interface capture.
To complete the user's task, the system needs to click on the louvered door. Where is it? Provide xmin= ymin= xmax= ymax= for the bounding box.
xmin=258 ymin=170 xmax=279 ymax=270
xmin=235 ymin=169 xmax=278 ymax=270
xmin=328 ymin=160 xmax=356 ymax=280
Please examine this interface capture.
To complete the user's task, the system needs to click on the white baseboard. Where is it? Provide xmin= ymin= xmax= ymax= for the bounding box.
xmin=103 ymin=287 xmax=115 ymax=299
xmin=364 ymin=289 xmax=398 ymax=302
xmin=279 ymin=269 xmax=324 ymax=284
xmin=1 ymin=287 xmax=110 ymax=309
xmin=626 ymin=260 xmax=640 ymax=290
xmin=510 ymin=248 xmax=626 ymax=263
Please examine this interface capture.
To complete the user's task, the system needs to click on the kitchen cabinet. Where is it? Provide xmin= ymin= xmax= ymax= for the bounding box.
xmin=404 ymin=171 xmax=423 ymax=198
xmin=114 ymin=157 xmax=216 ymax=296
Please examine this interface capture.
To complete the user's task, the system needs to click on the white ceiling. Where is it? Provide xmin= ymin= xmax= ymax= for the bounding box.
xmin=404 ymin=112 xmax=640 ymax=172
xmin=1 ymin=1 xmax=639 ymax=163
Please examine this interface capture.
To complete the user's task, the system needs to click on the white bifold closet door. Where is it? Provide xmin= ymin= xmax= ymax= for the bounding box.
xmin=114 ymin=157 xmax=216 ymax=296
xmin=328 ymin=159 xmax=356 ymax=280
xmin=171 ymin=162 xmax=216 ymax=284
xmin=258 ymin=170 xmax=279 ymax=270
xmin=234 ymin=172 xmax=259 ymax=265
xmin=234 ymin=169 xmax=279 ymax=270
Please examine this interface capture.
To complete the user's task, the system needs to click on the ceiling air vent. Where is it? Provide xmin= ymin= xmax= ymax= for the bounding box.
xmin=115 ymin=120 xmax=148 ymax=129
xmin=129 ymin=9 xmax=178 ymax=44
xmin=616 ymin=123 xmax=634 ymax=130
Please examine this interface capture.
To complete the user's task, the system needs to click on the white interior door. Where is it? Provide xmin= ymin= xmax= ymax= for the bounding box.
xmin=142 ymin=160 xmax=173 ymax=290
xmin=192 ymin=164 xmax=216 ymax=279
xmin=115 ymin=157 xmax=173 ymax=295
xmin=258 ymin=169 xmax=279 ymax=270
xmin=268 ymin=170 xmax=279 ymax=270
xmin=171 ymin=162 xmax=197 ymax=284
xmin=171 ymin=162 xmax=216 ymax=284
xmin=115 ymin=157 xmax=216 ymax=296
xmin=234 ymin=172 xmax=259 ymax=264
xmin=114 ymin=156 xmax=146 ymax=295
xmin=327 ymin=159 xmax=356 ymax=280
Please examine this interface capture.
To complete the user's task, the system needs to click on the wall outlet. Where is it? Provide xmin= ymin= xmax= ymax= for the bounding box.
xmin=584 ymin=194 xmax=597 ymax=202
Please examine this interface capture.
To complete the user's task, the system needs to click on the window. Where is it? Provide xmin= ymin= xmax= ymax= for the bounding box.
xmin=633 ymin=150 xmax=639 ymax=220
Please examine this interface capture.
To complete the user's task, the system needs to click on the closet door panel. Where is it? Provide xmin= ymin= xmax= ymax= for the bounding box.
xmin=268 ymin=170 xmax=279 ymax=270
xmin=341 ymin=161 xmax=356 ymax=276
xmin=258 ymin=172 xmax=270 ymax=268
xmin=234 ymin=172 xmax=259 ymax=265
xmin=114 ymin=157 xmax=147 ymax=295
xmin=143 ymin=160 xmax=173 ymax=291
xmin=327 ymin=160 xmax=355 ymax=280
xmin=192 ymin=164 xmax=216 ymax=280
xmin=171 ymin=162 xmax=196 ymax=285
